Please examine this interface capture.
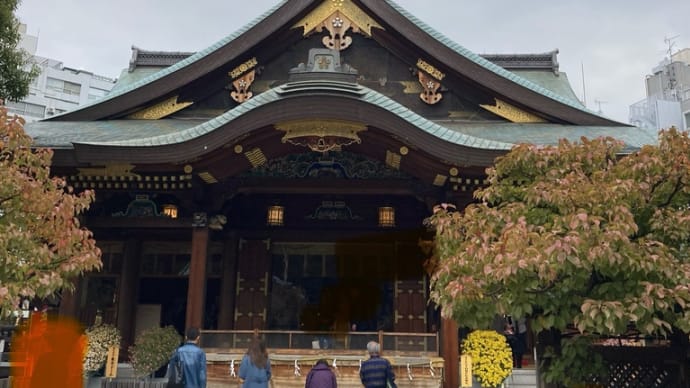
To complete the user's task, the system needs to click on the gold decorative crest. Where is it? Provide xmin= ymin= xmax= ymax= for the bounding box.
xmin=127 ymin=96 xmax=193 ymax=119
xmin=418 ymin=71 xmax=442 ymax=105
xmin=480 ymin=98 xmax=547 ymax=123
xmin=275 ymin=119 xmax=366 ymax=153
xmin=293 ymin=0 xmax=383 ymax=51
xmin=231 ymin=70 xmax=256 ymax=103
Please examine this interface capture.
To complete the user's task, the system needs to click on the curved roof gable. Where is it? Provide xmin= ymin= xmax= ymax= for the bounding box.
xmin=50 ymin=0 xmax=621 ymax=126
xmin=28 ymin=80 xmax=651 ymax=168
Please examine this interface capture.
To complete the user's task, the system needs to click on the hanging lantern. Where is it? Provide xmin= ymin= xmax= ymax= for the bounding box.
xmin=162 ymin=204 xmax=178 ymax=219
xmin=378 ymin=206 xmax=395 ymax=228
xmin=267 ymin=205 xmax=285 ymax=226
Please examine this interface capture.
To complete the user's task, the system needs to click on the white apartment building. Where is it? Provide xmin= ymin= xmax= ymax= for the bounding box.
xmin=629 ymin=47 xmax=690 ymax=131
xmin=5 ymin=24 xmax=116 ymax=122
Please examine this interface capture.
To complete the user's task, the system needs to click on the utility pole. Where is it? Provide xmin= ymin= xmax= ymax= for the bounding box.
xmin=594 ymin=99 xmax=607 ymax=115
xmin=581 ymin=62 xmax=587 ymax=108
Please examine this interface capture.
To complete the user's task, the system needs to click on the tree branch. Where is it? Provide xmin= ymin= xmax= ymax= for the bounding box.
xmin=657 ymin=176 xmax=683 ymax=208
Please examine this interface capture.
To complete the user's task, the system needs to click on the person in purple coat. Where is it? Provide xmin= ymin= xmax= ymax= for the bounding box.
xmin=305 ymin=359 xmax=337 ymax=388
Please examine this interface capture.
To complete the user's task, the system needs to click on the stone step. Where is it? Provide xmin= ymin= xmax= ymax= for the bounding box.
xmin=505 ymin=368 xmax=538 ymax=388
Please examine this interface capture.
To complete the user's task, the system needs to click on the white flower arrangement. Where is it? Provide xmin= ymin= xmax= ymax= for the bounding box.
xmin=83 ymin=323 xmax=121 ymax=376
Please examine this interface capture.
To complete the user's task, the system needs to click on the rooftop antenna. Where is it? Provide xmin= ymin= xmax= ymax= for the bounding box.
xmin=664 ymin=35 xmax=680 ymax=100
xmin=664 ymin=35 xmax=679 ymax=59
xmin=594 ymin=99 xmax=607 ymax=115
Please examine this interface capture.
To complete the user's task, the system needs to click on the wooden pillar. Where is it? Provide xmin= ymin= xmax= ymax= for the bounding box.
xmin=58 ymin=281 xmax=80 ymax=319
xmin=186 ymin=226 xmax=209 ymax=330
xmin=217 ymin=233 xmax=238 ymax=329
xmin=117 ymin=239 xmax=141 ymax=351
xmin=441 ymin=317 xmax=459 ymax=388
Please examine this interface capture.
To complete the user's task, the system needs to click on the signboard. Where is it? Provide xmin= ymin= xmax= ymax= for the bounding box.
xmin=105 ymin=345 xmax=119 ymax=378
xmin=134 ymin=304 xmax=161 ymax=339
xmin=460 ymin=354 xmax=473 ymax=387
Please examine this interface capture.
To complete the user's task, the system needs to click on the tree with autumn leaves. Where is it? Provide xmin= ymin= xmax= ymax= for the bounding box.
xmin=427 ymin=129 xmax=690 ymax=386
xmin=0 ymin=106 xmax=101 ymax=318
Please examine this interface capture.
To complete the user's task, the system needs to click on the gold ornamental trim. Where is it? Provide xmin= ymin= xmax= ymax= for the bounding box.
xmin=229 ymin=57 xmax=258 ymax=79
xmin=244 ymin=148 xmax=268 ymax=168
xmin=400 ymin=81 xmax=422 ymax=94
xmin=385 ymin=150 xmax=402 ymax=170
xmin=275 ymin=119 xmax=367 ymax=153
xmin=127 ymin=96 xmax=193 ymax=120
xmin=480 ymin=98 xmax=547 ymax=123
xmin=416 ymin=59 xmax=445 ymax=81
xmin=292 ymin=0 xmax=383 ymax=37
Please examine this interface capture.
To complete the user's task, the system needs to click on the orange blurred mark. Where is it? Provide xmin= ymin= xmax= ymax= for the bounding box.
xmin=11 ymin=313 xmax=84 ymax=388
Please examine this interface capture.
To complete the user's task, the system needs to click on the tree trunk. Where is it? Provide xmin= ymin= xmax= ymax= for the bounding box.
xmin=535 ymin=328 xmax=563 ymax=388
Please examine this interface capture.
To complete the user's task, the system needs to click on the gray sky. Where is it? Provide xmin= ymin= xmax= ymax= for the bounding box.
xmin=16 ymin=0 xmax=690 ymax=123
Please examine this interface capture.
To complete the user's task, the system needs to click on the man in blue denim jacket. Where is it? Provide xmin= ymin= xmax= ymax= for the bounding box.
xmin=168 ymin=327 xmax=207 ymax=388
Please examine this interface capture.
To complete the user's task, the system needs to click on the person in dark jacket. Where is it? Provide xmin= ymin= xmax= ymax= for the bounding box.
xmin=359 ymin=341 xmax=396 ymax=388
xmin=167 ymin=327 xmax=207 ymax=388
xmin=305 ymin=359 xmax=337 ymax=388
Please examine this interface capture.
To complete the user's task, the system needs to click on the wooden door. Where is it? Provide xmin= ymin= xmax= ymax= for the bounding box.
xmin=394 ymin=277 xmax=427 ymax=351
xmin=234 ymin=239 xmax=270 ymax=330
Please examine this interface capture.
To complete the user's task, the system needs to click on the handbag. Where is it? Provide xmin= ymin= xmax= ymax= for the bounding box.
xmin=166 ymin=350 xmax=185 ymax=388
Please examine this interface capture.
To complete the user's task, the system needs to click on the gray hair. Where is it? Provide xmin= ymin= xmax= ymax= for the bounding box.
xmin=366 ymin=341 xmax=380 ymax=355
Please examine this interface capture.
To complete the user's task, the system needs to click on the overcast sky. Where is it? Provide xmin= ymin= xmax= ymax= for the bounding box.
xmin=15 ymin=0 xmax=690 ymax=123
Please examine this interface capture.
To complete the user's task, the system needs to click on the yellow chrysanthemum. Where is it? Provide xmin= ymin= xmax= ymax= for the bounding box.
xmin=461 ymin=330 xmax=513 ymax=388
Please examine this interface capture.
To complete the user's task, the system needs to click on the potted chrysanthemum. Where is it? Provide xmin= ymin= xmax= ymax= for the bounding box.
xmin=83 ymin=323 xmax=121 ymax=377
xmin=128 ymin=326 xmax=182 ymax=379
xmin=461 ymin=330 xmax=513 ymax=388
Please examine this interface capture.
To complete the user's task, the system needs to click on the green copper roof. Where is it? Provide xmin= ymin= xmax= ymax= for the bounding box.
xmin=109 ymin=67 xmax=165 ymax=94
xmin=511 ymin=71 xmax=583 ymax=107
xmin=384 ymin=0 xmax=606 ymax=119
xmin=66 ymin=0 xmax=600 ymax=122
xmin=27 ymin=81 xmax=653 ymax=152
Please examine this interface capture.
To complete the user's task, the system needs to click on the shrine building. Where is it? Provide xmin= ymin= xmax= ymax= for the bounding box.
xmin=24 ymin=1 xmax=654 ymax=387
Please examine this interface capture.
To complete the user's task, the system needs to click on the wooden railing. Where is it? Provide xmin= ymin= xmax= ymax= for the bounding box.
xmin=200 ymin=331 xmax=444 ymax=388
xmin=199 ymin=329 xmax=439 ymax=355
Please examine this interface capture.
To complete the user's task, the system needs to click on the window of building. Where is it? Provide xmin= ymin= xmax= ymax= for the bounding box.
xmin=5 ymin=101 xmax=45 ymax=118
xmin=88 ymin=87 xmax=108 ymax=101
xmin=46 ymin=77 xmax=81 ymax=96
